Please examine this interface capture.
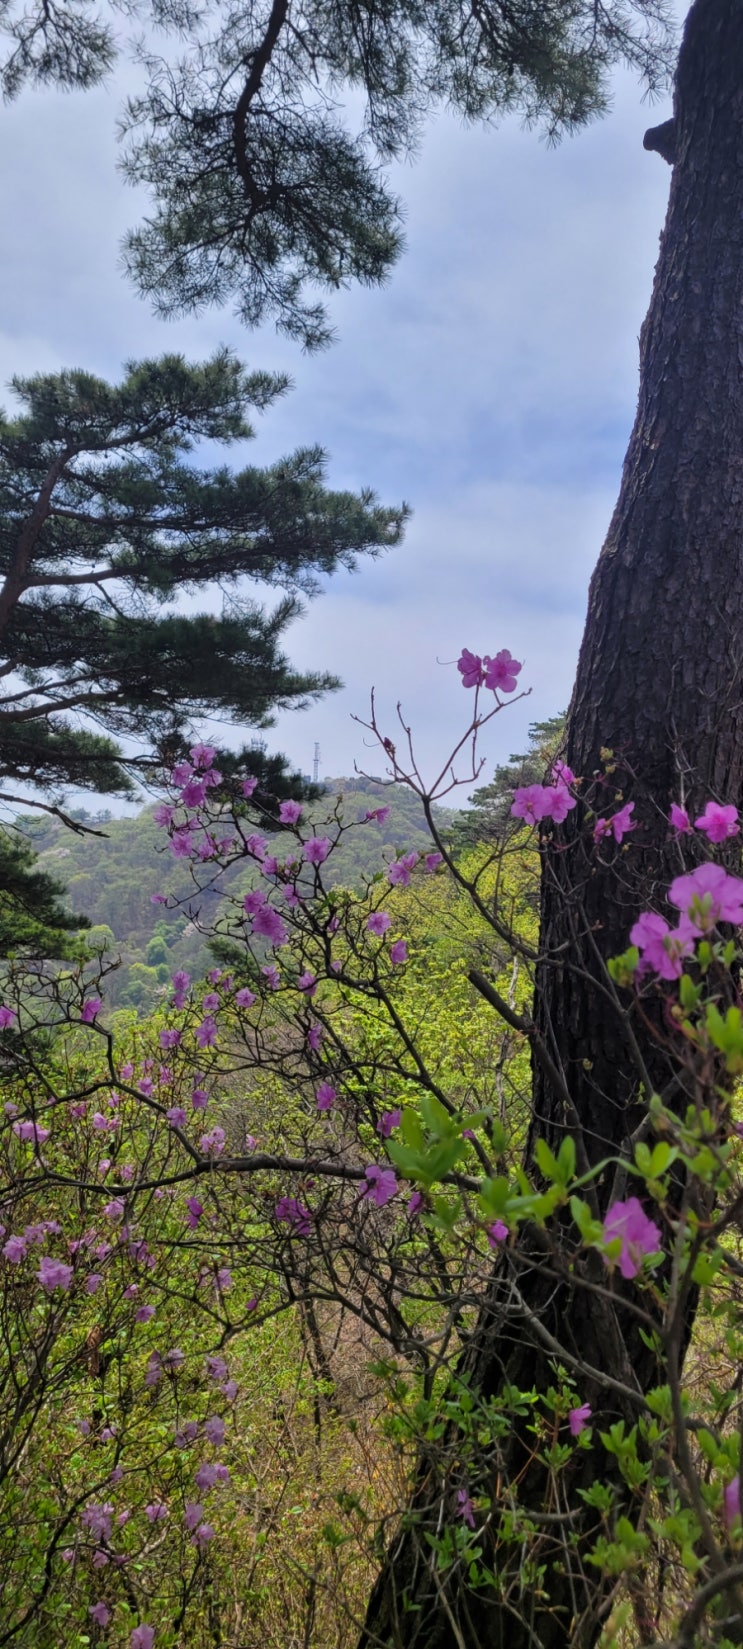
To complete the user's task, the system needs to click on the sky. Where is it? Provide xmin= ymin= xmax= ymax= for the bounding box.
xmin=0 ymin=23 xmax=679 ymax=808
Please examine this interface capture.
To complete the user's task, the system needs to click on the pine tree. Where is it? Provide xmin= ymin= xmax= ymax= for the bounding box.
xmin=1 ymin=2 xmax=674 ymax=348
xmin=0 ymin=826 xmax=87 ymax=956
xmin=0 ymin=349 xmax=405 ymax=802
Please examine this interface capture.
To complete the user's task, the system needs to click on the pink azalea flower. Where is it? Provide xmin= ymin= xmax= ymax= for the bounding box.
xmin=200 ymin=1127 xmax=225 ymax=1155
xmin=303 ymin=836 xmax=332 ymax=866
xmin=552 ymin=760 xmax=575 ymax=786
xmin=104 ymin=1199 xmax=125 ymax=1221
xmin=190 ymin=743 xmax=216 ymax=769
xmin=407 ymin=1191 xmax=423 ymax=1218
xmin=0 ymin=1005 xmax=16 ymax=1028
xmin=159 ymin=1028 xmax=181 ymax=1050
xmin=235 ymin=987 xmax=256 ymax=1008
xmin=204 ymin=1415 xmax=226 ymax=1446
xmin=206 ymin=1355 xmax=228 ymax=1381
xmin=89 ymin=1602 xmax=111 ymax=1628
xmin=194 ymin=1522 xmax=215 ymax=1549
xmin=215 ymin=1267 xmax=232 ymax=1292
xmin=611 ymin=802 xmax=636 ymax=843
xmin=361 ymin=1165 xmax=398 ymax=1207
xmin=167 ymin=1106 xmax=186 ymax=1127
xmin=388 ymin=852 xmax=418 ymax=887
xmin=629 ymin=911 xmax=697 ymax=981
xmin=145 ymin=1503 xmax=168 ymax=1523
xmin=511 ymin=784 xmax=552 ymax=824
xmin=602 ymin=1197 xmax=662 ymax=1279
xmin=298 ymin=971 xmax=317 ymax=996
xmin=191 ymin=1087 xmax=208 ymax=1110
xmin=186 ymin=1198 xmax=204 ymax=1228
xmin=13 ymin=1120 xmax=50 ymax=1145
xmin=37 ymin=1255 xmax=73 ymax=1291
xmin=184 ymin=1501 xmax=204 ymax=1530
xmin=262 ymin=964 xmax=281 ymax=990
xmin=171 ymin=760 xmax=192 ymax=786
xmin=377 ymin=1109 xmax=402 ymax=1137
xmin=457 ymin=648 xmax=483 ymax=689
xmin=3 ymin=1235 xmax=26 ymax=1263
xmin=542 ymin=784 xmax=576 ymax=823
xmin=668 ymin=862 xmax=743 ymax=931
xmin=202 ymin=992 xmax=220 ymax=1013
xmin=81 ymin=998 xmax=102 ymax=1024
xmin=195 ymin=1017 xmax=218 ymax=1049
xmin=306 ymin=1022 xmax=323 ymax=1051
xmin=170 ymin=831 xmax=193 ymax=859
xmin=261 ymin=855 xmax=280 ymax=877
xmin=669 ymin=802 xmax=692 ymax=834
xmin=153 ymin=803 xmax=174 ymax=829
xmin=135 ymin=1304 xmax=156 ymax=1323
xmin=487 ymin=1220 xmax=509 ymax=1247
xmin=569 ymin=1402 xmax=592 ymax=1437
xmin=365 ymin=805 xmax=391 ymax=823
xmin=275 ymin=1196 xmax=311 ymax=1235
xmin=241 ymin=776 xmax=258 ymax=798
xmin=252 ymin=905 xmax=289 ymax=946
xmin=367 ymin=910 xmax=393 ymax=936
xmin=389 ymin=940 xmax=408 ymax=965
xmin=130 ymin=1627 xmax=155 ymax=1649
xmin=181 ymin=777 xmax=207 ymax=808
xmin=316 ymin=1083 xmax=336 ymax=1111
xmin=695 ymin=801 xmax=739 ymax=843
xmin=724 ymin=1475 xmax=741 ymax=1531
xmin=245 ymin=834 xmax=267 ymax=859
xmin=483 ymin=649 xmax=522 ymax=694
xmin=279 ymin=799 xmax=303 ymax=824
xmin=86 ymin=1273 xmax=103 ymax=1295
xmin=425 ymin=852 xmax=444 ymax=871
xmin=456 ymin=1488 xmax=476 ymax=1529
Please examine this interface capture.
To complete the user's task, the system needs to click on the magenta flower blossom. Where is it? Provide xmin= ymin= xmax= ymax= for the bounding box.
xmin=511 ymin=784 xmax=552 ymax=824
xmin=362 ymin=1165 xmax=398 ymax=1207
xmin=185 ymin=1198 xmax=204 ymax=1228
xmin=245 ymin=834 xmax=267 ymax=859
xmin=389 ymin=940 xmax=408 ymax=965
xmin=669 ymin=802 xmax=692 ymax=834
xmin=204 ymin=1415 xmax=226 ymax=1446
xmin=180 ymin=777 xmax=207 ymax=807
xmin=668 ymin=861 xmax=743 ymax=931
xmin=316 ymin=1083 xmax=336 ymax=1111
xmin=298 ymin=971 xmax=317 ymax=996
xmin=388 ymin=851 xmax=418 ymax=887
xmin=81 ymin=997 xmax=102 ymax=1024
xmin=159 ymin=1028 xmax=181 ymax=1050
xmin=252 ymin=905 xmax=289 ymax=946
xmin=194 ymin=1461 xmax=223 ymax=1492
xmin=456 ymin=1488 xmax=476 ymax=1529
xmin=104 ymin=1199 xmax=125 ymax=1221
xmin=166 ymin=1106 xmax=186 ymax=1128
xmin=377 ymin=1109 xmax=402 ymax=1137
xmin=235 ymin=987 xmax=256 ymax=1008
xmin=0 ymin=1005 xmax=16 ymax=1028
xmin=153 ymin=803 xmax=175 ymax=829
xmin=483 ymin=649 xmax=522 ymax=694
xmin=3 ymin=1235 xmax=26 ymax=1263
xmin=90 ymin=1602 xmax=111 ymax=1628
xmin=184 ymin=1501 xmax=204 ymax=1530
xmin=171 ymin=760 xmax=192 ymax=785
xmin=543 ymin=784 xmax=576 ymax=824
xmin=13 ymin=1120 xmax=50 ymax=1145
xmin=172 ymin=969 xmax=190 ymax=997
xmin=37 ymin=1255 xmax=73 ymax=1292
xmin=170 ymin=831 xmax=194 ymax=860
xmin=261 ymin=855 xmax=280 ymax=877
xmin=202 ymin=992 xmax=220 ymax=1013
xmin=241 ymin=775 xmax=258 ymax=798
xmin=279 ymin=799 xmax=303 ymax=824
xmin=487 ymin=1220 xmax=509 ymax=1247
xmin=86 ymin=1273 xmax=103 ymax=1295
xmin=630 ymin=910 xmax=697 ymax=981
xmin=365 ymin=805 xmax=391 ymax=823
xmin=191 ymin=1087 xmax=208 ymax=1110
xmin=145 ymin=1503 xmax=168 ymax=1523
xmin=82 ymin=1503 xmax=114 ymax=1542
xmin=367 ymin=910 xmax=393 ymax=936
xmin=200 ymin=1127 xmax=226 ymax=1155
xmin=569 ymin=1402 xmax=592 ymax=1437
xmin=695 ymin=801 xmax=739 ymax=843
xmin=130 ymin=1627 xmax=155 ymax=1649
xmin=194 ymin=1017 xmax=217 ymax=1049
xmin=306 ymin=1022 xmax=323 ymax=1051
xmin=190 ymin=742 xmax=216 ymax=768
xmin=214 ymin=1265 xmax=231 ymax=1292
xmin=457 ymin=648 xmax=483 ymax=689
xmin=724 ymin=1475 xmax=741 ymax=1530
xmin=262 ymin=964 xmax=281 ymax=990
xmin=303 ymin=835 xmax=332 ymax=865
xmin=611 ymin=802 xmax=636 ymax=843
xmin=206 ymin=1355 xmax=228 ymax=1381
xmin=603 ymin=1197 xmax=662 ymax=1279
xmin=135 ymin=1304 xmax=156 ymax=1322
xmin=194 ymin=1522 xmax=215 ymax=1549
xmin=425 ymin=852 xmax=444 ymax=871
xmin=275 ymin=1196 xmax=311 ymax=1235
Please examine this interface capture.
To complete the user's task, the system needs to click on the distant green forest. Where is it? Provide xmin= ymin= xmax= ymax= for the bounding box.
xmin=16 ymin=779 xmax=456 ymax=1013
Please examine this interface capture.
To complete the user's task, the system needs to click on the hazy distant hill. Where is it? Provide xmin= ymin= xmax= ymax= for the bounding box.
xmin=18 ymin=780 xmax=454 ymax=1012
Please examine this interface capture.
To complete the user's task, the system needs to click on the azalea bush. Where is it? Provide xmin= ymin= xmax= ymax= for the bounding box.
xmin=3 ymin=650 xmax=743 ymax=1644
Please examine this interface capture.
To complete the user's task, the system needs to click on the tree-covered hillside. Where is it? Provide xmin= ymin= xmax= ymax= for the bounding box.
xmin=17 ymin=778 xmax=455 ymax=1011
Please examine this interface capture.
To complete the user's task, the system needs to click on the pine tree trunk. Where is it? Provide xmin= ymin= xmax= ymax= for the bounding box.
xmin=360 ymin=2 xmax=743 ymax=1643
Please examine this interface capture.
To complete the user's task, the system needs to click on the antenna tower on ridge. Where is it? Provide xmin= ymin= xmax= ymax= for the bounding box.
xmin=313 ymin=741 xmax=321 ymax=784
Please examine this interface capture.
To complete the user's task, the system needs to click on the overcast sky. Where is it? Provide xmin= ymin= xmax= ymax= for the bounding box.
xmin=0 ymin=32 xmax=679 ymax=804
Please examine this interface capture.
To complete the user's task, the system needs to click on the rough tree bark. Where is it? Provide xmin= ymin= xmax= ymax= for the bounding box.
xmin=360 ymin=1 xmax=743 ymax=1644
